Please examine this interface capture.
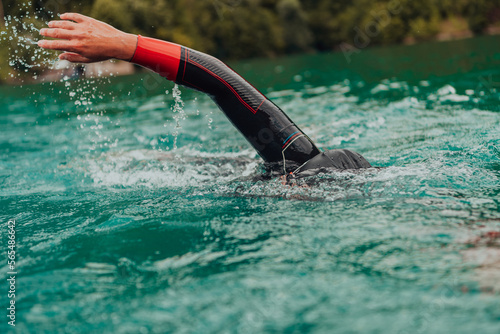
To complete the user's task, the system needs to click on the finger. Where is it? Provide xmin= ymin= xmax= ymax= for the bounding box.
xmin=59 ymin=13 xmax=87 ymax=23
xmin=40 ymin=28 xmax=75 ymax=40
xmin=48 ymin=20 xmax=78 ymax=30
xmin=59 ymin=52 xmax=92 ymax=63
xmin=38 ymin=39 xmax=76 ymax=52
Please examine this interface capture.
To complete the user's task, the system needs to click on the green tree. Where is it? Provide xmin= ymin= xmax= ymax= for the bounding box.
xmin=210 ymin=1 xmax=285 ymax=59
xmin=463 ymin=0 xmax=493 ymax=33
xmin=1 ymin=0 xmax=500 ymax=84
xmin=303 ymin=0 xmax=352 ymax=51
xmin=0 ymin=0 xmax=5 ymax=27
xmin=0 ymin=1 xmax=54 ymax=83
xmin=91 ymin=0 xmax=134 ymax=32
xmin=277 ymin=0 xmax=313 ymax=53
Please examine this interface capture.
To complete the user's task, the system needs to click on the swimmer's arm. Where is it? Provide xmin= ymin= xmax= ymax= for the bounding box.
xmin=38 ymin=13 xmax=137 ymax=63
xmin=38 ymin=13 xmax=321 ymax=166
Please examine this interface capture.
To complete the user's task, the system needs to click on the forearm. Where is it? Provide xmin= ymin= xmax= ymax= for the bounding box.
xmin=131 ymin=36 xmax=320 ymax=169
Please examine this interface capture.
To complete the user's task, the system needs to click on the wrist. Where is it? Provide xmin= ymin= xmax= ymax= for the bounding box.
xmin=114 ymin=33 xmax=138 ymax=61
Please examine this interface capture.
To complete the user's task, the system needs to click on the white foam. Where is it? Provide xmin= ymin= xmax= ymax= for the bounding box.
xmin=437 ymin=84 xmax=456 ymax=96
xmin=439 ymin=94 xmax=469 ymax=102
xmin=370 ymin=83 xmax=390 ymax=94
xmin=86 ymin=149 xmax=259 ymax=188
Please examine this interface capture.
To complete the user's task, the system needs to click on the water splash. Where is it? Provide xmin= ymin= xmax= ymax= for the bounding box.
xmin=171 ymin=84 xmax=187 ymax=149
xmin=0 ymin=4 xmax=59 ymax=83
xmin=0 ymin=2 xmax=195 ymax=159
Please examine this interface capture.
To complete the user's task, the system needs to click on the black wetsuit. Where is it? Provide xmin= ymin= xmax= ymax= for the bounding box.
xmin=131 ymin=36 xmax=371 ymax=176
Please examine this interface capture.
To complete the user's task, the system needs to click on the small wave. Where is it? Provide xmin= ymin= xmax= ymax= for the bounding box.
xmin=86 ymin=149 xmax=260 ymax=188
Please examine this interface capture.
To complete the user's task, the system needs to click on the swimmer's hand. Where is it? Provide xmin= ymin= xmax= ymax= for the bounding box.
xmin=38 ymin=13 xmax=137 ymax=63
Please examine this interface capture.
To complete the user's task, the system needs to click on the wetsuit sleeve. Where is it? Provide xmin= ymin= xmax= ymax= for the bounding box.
xmin=131 ymin=35 xmax=321 ymax=170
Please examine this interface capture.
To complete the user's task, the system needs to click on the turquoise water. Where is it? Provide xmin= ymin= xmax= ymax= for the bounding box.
xmin=1 ymin=35 xmax=500 ymax=333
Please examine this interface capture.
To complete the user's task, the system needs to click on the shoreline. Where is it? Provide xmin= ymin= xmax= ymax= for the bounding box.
xmin=2 ymin=28 xmax=500 ymax=86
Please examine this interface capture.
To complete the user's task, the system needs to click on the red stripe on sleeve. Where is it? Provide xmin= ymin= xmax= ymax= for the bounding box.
xmin=131 ymin=36 xmax=181 ymax=81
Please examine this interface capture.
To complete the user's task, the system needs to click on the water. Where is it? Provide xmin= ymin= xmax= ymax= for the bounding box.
xmin=1 ymin=35 xmax=500 ymax=333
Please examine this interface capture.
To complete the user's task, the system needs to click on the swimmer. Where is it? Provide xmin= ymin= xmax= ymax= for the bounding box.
xmin=38 ymin=13 xmax=372 ymax=178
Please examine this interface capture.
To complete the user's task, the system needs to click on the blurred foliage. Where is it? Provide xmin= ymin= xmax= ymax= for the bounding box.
xmin=0 ymin=0 xmax=52 ymax=82
xmin=1 ymin=0 xmax=500 ymax=83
